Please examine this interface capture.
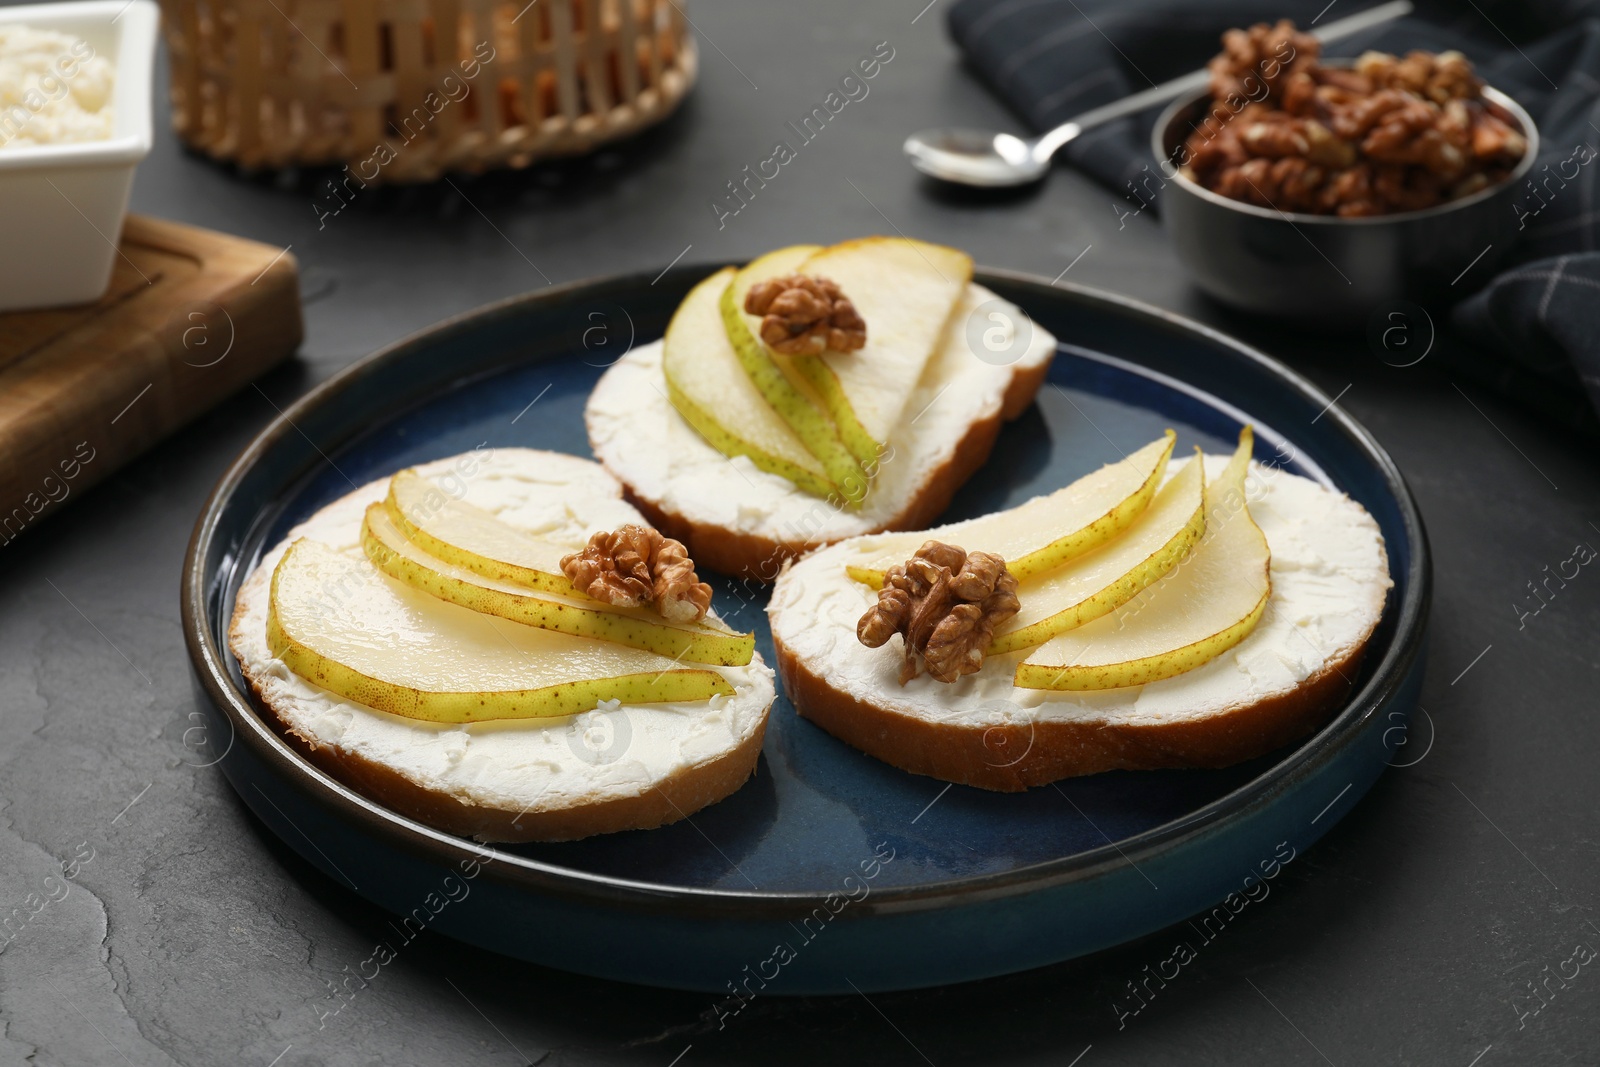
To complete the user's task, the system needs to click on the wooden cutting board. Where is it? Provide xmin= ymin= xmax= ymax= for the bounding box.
xmin=0 ymin=215 xmax=303 ymax=546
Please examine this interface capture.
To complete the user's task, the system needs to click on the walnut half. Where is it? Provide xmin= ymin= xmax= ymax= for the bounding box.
xmin=742 ymin=273 xmax=867 ymax=356
xmin=560 ymin=525 xmax=713 ymax=623
xmin=857 ymin=542 xmax=1019 ymax=684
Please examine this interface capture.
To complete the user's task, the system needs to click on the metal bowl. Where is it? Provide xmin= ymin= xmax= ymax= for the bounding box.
xmin=1152 ymin=81 xmax=1538 ymax=323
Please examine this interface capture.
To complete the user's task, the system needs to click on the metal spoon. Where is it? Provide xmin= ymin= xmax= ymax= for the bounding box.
xmin=904 ymin=0 xmax=1412 ymax=187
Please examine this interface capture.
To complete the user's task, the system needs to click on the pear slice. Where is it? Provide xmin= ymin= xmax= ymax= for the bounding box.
xmin=361 ymin=504 xmax=756 ymax=666
xmin=987 ymin=453 xmax=1207 ymax=655
xmin=386 ymin=469 xmax=577 ymax=596
xmin=1016 ymin=429 xmax=1271 ymax=690
xmin=720 ymin=247 xmax=868 ymax=502
xmin=788 ymin=237 xmax=973 ymax=465
xmin=267 ymin=539 xmax=733 ymax=724
xmin=845 ymin=431 xmax=1176 ymax=589
xmin=663 ymin=267 xmax=839 ymax=501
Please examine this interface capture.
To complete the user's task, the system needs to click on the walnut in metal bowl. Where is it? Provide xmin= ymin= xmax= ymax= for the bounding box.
xmin=1152 ymin=24 xmax=1538 ymax=323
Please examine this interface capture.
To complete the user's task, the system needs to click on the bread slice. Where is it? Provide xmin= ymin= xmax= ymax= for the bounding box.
xmin=587 ymin=282 xmax=1056 ymax=581
xmin=768 ymin=454 xmax=1392 ymax=791
xmin=228 ymin=449 xmax=775 ymax=842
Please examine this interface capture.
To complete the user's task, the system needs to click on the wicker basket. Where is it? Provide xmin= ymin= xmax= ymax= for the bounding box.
xmin=160 ymin=0 xmax=697 ymax=181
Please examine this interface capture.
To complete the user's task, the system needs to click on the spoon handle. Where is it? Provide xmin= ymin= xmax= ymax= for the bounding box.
xmin=1032 ymin=0 xmax=1413 ymax=162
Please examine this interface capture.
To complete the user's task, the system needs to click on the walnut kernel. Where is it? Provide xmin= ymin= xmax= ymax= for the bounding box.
xmin=561 ymin=524 xmax=713 ymax=623
xmin=1182 ymin=27 xmax=1525 ymax=217
xmin=742 ymin=274 xmax=867 ymax=356
xmin=857 ymin=541 xmax=1019 ymax=684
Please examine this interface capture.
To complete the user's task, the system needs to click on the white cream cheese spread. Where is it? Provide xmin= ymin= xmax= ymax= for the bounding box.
xmin=586 ymin=283 xmax=1056 ymax=548
xmin=0 ymin=26 xmax=115 ymax=149
xmin=769 ymin=454 xmax=1392 ymax=730
xmin=230 ymin=449 xmax=774 ymax=819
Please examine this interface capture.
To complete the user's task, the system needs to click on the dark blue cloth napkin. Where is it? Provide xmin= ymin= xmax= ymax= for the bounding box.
xmin=947 ymin=0 xmax=1600 ymax=431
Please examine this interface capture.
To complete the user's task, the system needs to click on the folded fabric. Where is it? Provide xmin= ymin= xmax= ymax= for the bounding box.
xmin=947 ymin=0 xmax=1600 ymax=430
xmin=1453 ymin=254 xmax=1600 ymax=427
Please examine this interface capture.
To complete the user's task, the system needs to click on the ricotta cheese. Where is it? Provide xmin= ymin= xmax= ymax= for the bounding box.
xmin=586 ymin=283 xmax=1056 ymax=549
xmin=0 ymin=27 xmax=115 ymax=149
xmin=229 ymin=449 xmax=774 ymax=821
xmin=769 ymin=454 xmax=1392 ymax=731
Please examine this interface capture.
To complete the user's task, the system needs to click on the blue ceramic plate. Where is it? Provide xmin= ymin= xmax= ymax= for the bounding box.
xmin=182 ymin=267 xmax=1430 ymax=994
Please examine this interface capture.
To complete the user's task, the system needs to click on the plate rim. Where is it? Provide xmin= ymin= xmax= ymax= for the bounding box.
xmin=182 ymin=263 xmax=1432 ymax=919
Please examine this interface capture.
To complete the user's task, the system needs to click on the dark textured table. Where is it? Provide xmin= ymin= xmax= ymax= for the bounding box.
xmin=4 ymin=3 xmax=1598 ymax=1064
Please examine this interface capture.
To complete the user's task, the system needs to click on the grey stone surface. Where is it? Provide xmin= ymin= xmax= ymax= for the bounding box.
xmin=1 ymin=1 xmax=1597 ymax=1064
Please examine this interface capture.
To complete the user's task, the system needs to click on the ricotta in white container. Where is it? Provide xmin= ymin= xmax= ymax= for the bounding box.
xmin=0 ymin=25 xmax=117 ymax=149
xmin=0 ymin=1 xmax=158 ymax=311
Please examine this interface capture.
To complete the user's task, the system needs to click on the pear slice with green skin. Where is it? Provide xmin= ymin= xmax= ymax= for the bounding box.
xmin=268 ymin=539 xmax=734 ymax=724
xmin=845 ymin=431 xmax=1177 ymax=590
xmin=385 ymin=468 xmax=579 ymax=597
xmin=720 ymin=246 xmax=869 ymax=505
xmin=987 ymin=452 xmax=1207 ymax=655
xmin=663 ymin=267 xmax=840 ymax=501
xmin=788 ymin=237 xmax=974 ymax=466
xmin=361 ymin=504 xmax=756 ymax=666
xmin=1015 ymin=428 xmax=1271 ymax=691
